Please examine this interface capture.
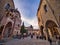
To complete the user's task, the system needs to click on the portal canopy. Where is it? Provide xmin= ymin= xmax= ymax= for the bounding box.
xmin=45 ymin=20 xmax=58 ymax=28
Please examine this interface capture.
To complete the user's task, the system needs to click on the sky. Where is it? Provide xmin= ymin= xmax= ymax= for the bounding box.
xmin=13 ymin=0 xmax=40 ymax=29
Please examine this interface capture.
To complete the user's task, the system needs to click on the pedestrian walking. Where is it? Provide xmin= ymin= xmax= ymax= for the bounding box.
xmin=31 ymin=34 xmax=33 ymax=39
xmin=48 ymin=37 xmax=52 ymax=45
xmin=36 ymin=36 xmax=39 ymax=39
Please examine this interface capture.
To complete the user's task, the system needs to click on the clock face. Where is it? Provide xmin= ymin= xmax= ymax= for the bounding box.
xmin=4 ymin=3 xmax=10 ymax=10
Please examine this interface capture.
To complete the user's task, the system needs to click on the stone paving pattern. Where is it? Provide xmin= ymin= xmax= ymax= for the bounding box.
xmin=5 ymin=36 xmax=50 ymax=45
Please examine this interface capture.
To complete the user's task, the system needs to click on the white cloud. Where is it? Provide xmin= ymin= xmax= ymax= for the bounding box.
xmin=21 ymin=15 xmax=39 ymax=29
xmin=14 ymin=0 xmax=39 ymax=29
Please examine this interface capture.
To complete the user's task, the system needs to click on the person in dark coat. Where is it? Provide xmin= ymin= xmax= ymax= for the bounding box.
xmin=31 ymin=34 xmax=33 ymax=39
xmin=48 ymin=37 xmax=52 ymax=45
xmin=36 ymin=36 xmax=39 ymax=39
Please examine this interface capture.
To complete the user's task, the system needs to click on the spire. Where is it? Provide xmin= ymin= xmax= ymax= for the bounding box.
xmin=22 ymin=22 xmax=24 ymax=26
xmin=22 ymin=22 xmax=25 ymax=28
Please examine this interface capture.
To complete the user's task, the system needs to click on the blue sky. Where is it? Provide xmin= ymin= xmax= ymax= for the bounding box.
xmin=13 ymin=0 xmax=40 ymax=29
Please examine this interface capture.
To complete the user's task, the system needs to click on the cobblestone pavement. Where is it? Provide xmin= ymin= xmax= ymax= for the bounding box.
xmin=4 ymin=36 xmax=50 ymax=45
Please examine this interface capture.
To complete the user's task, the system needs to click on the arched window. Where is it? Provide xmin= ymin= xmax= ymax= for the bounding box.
xmin=44 ymin=5 xmax=48 ymax=12
xmin=4 ymin=3 xmax=10 ymax=10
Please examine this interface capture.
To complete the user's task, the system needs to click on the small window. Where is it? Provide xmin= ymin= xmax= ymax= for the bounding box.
xmin=18 ymin=24 xmax=20 ymax=27
xmin=4 ymin=3 xmax=10 ymax=10
xmin=44 ymin=5 xmax=48 ymax=12
xmin=38 ymin=18 xmax=40 ymax=22
xmin=52 ymin=10 xmax=54 ymax=14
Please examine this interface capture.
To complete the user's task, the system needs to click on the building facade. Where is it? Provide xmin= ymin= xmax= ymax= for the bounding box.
xmin=0 ymin=0 xmax=21 ymax=39
xmin=25 ymin=26 xmax=40 ymax=36
xmin=0 ymin=0 xmax=15 ymax=22
xmin=37 ymin=0 xmax=60 ymax=40
xmin=13 ymin=9 xmax=21 ymax=36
